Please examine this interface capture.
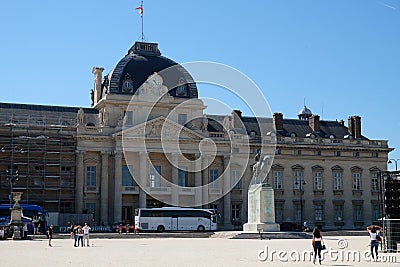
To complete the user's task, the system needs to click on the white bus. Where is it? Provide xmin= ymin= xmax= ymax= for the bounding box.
xmin=134 ymin=207 xmax=218 ymax=232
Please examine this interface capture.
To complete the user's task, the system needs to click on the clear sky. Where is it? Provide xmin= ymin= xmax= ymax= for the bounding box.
xmin=1 ymin=0 xmax=399 ymax=169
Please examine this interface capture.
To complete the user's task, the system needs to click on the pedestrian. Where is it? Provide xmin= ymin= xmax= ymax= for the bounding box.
xmin=312 ymin=227 xmax=324 ymax=264
xmin=303 ymin=221 xmax=309 ymax=232
xmin=73 ymin=225 xmax=79 ymax=247
xmin=47 ymin=224 xmax=53 ymax=247
xmin=117 ymin=224 xmax=122 ymax=234
xmin=0 ymin=227 xmax=4 ymax=239
xmin=33 ymin=220 xmax=38 ymax=235
xmin=132 ymin=224 xmax=138 ymax=234
xmin=367 ymin=225 xmax=382 ymax=261
xmin=82 ymin=222 xmax=91 ymax=247
xmin=77 ymin=226 xmax=84 ymax=247
xmin=124 ymin=224 xmax=130 ymax=234
xmin=69 ymin=224 xmax=75 ymax=239
xmin=22 ymin=223 xmax=28 ymax=239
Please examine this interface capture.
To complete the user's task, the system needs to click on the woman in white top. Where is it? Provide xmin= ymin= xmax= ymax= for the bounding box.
xmin=367 ymin=225 xmax=382 ymax=261
xmin=312 ymin=227 xmax=324 ymax=264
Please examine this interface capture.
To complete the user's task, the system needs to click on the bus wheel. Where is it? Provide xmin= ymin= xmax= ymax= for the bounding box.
xmin=197 ymin=225 xmax=205 ymax=232
xmin=157 ymin=225 xmax=165 ymax=233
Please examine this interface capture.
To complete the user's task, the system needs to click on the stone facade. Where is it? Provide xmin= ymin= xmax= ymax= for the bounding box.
xmin=0 ymin=42 xmax=392 ymax=230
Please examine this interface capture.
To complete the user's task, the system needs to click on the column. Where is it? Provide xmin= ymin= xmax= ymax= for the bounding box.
xmin=139 ymin=152 xmax=147 ymax=208
xmin=202 ymin=154 xmax=209 ymax=207
xmin=100 ymin=152 xmax=109 ymax=225
xmin=113 ymin=151 xmax=122 ymax=223
xmin=171 ymin=153 xmax=179 ymax=205
xmin=75 ymin=151 xmax=84 ymax=214
xmin=223 ymin=156 xmax=232 ymax=228
xmin=194 ymin=153 xmax=202 ymax=207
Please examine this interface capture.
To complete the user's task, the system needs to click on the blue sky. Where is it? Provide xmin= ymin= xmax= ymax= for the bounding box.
xmin=1 ymin=0 xmax=400 ymax=169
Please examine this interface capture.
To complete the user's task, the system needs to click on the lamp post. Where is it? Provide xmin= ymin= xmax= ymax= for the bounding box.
xmin=388 ymin=159 xmax=400 ymax=171
xmin=295 ymin=178 xmax=307 ymax=230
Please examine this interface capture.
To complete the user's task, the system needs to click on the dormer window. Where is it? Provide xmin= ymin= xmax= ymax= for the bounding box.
xmin=250 ymin=131 xmax=257 ymax=136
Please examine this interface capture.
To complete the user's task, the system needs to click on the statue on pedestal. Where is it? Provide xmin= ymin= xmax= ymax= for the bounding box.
xmin=243 ymin=152 xmax=280 ymax=232
xmin=10 ymin=192 xmax=23 ymax=239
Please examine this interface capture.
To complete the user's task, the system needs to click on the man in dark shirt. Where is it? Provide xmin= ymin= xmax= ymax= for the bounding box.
xmin=47 ymin=224 xmax=53 ymax=247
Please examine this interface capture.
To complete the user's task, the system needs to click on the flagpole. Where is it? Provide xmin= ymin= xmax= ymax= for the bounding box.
xmin=141 ymin=0 xmax=144 ymax=42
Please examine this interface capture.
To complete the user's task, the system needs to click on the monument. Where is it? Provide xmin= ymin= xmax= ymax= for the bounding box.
xmin=243 ymin=152 xmax=280 ymax=232
xmin=10 ymin=192 xmax=23 ymax=239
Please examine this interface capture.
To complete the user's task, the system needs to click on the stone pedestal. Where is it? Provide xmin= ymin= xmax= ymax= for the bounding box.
xmin=10 ymin=192 xmax=23 ymax=240
xmin=243 ymin=184 xmax=280 ymax=232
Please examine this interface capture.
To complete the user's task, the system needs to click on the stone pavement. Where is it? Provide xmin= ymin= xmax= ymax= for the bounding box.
xmin=0 ymin=235 xmax=398 ymax=266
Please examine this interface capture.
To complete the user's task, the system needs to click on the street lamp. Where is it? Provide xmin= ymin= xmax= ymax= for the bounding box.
xmin=295 ymin=178 xmax=307 ymax=230
xmin=388 ymin=159 xmax=400 ymax=171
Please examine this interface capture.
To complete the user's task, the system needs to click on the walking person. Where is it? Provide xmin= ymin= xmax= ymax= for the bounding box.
xmin=82 ymin=222 xmax=91 ymax=247
xmin=47 ymin=224 xmax=53 ymax=247
xmin=22 ymin=223 xmax=28 ymax=239
xmin=367 ymin=225 xmax=382 ymax=261
xmin=77 ymin=226 xmax=84 ymax=247
xmin=312 ymin=227 xmax=324 ymax=264
xmin=73 ymin=225 xmax=79 ymax=247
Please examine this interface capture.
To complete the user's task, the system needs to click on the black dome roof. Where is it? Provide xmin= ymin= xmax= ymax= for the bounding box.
xmin=102 ymin=42 xmax=198 ymax=99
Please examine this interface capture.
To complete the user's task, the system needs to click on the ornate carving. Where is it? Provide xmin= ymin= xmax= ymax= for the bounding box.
xmin=137 ymin=72 xmax=169 ymax=99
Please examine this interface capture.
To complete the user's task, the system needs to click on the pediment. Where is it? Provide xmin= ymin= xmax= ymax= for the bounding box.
xmin=116 ymin=116 xmax=205 ymax=140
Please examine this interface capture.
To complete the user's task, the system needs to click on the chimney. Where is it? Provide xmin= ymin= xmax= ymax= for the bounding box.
xmin=309 ymin=115 xmax=320 ymax=132
xmin=231 ymin=110 xmax=243 ymax=128
xmin=273 ymin=112 xmax=283 ymax=131
xmin=92 ymin=67 xmax=104 ymax=106
xmin=348 ymin=116 xmax=362 ymax=139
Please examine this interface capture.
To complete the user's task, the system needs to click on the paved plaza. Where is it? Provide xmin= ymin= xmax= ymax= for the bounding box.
xmin=0 ymin=234 xmax=399 ymax=266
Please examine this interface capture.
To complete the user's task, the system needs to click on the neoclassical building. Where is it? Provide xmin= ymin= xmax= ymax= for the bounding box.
xmin=0 ymin=41 xmax=392 ymax=229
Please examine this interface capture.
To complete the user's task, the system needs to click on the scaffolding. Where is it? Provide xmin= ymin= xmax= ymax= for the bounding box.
xmin=378 ymin=171 xmax=400 ymax=253
xmin=0 ymin=111 xmax=77 ymax=213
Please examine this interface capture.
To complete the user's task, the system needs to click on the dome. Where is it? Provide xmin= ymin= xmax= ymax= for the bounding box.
xmin=298 ymin=105 xmax=313 ymax=120
xmin=298 ymin=105 xmax=312 ymax=116
xmin=101 ymin=42 xmax=198 ymax=99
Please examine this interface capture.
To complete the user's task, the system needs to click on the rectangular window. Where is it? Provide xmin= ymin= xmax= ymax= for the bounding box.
xmin=122 ymin=165 xmax=134 ymax=186
xmin=294 ymin=150 xmax=301 ymax=156
xmin=294 ymin=203 xmax=301 ymax=222
xmin=125 ymin=111 xmax=133 ymax=126
xmin=372 ymin=204 xmax=380 ymax=221
xmin=293 ymin=171 xmax=303 ymax=190
xmin=275 ymin=149 xmax=280 ymax=155
xmin=371 ymin=173 xmax=378 ymax=191
xmin=275 ymin=204 xmax=284 ymax=222
xmin=274 ymin=171 xmax=283 ymax=189
xmin=178 ymin=114 xmax=187 ymax=125
xmin=178 ymin=167 xmax=188 ymax=187
xmin=314 ymin=150 xmax=321 ymax=156
xmin=86 ymin=166 xmax=96 ymax=186
xmin=150 ymin=166 xmax=161 ymax=188
xmin=353 ymin=151 xmax=360 ymax=157
xmin=334 ymin=205 xmax=343 ymax=221
xmin=333 ymin=172 xmax=342 ymax=190
xmin=86 ymin=203 xmax=95 ymax=214
xmin=372 ymin=152 xmax=378 ymax=158
xmin=334 ymin=151 xmax=341 ymax=157
xmin=353 ymin=204 xmax=363 ymax=221
xmin=231 ymin=204 xmax=241 ymax=220
xmin=352 ymin=173 xmax=361 ymax=190
xmin=314 ymin=205 xmax=324 ymax=221
xmin=210 ymin=169 xmax=219 ymax=188
xmin=314 ymin=172 xmax=323 ymax=190
xmin=232 ymin=170 xmax=241 ymax=189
